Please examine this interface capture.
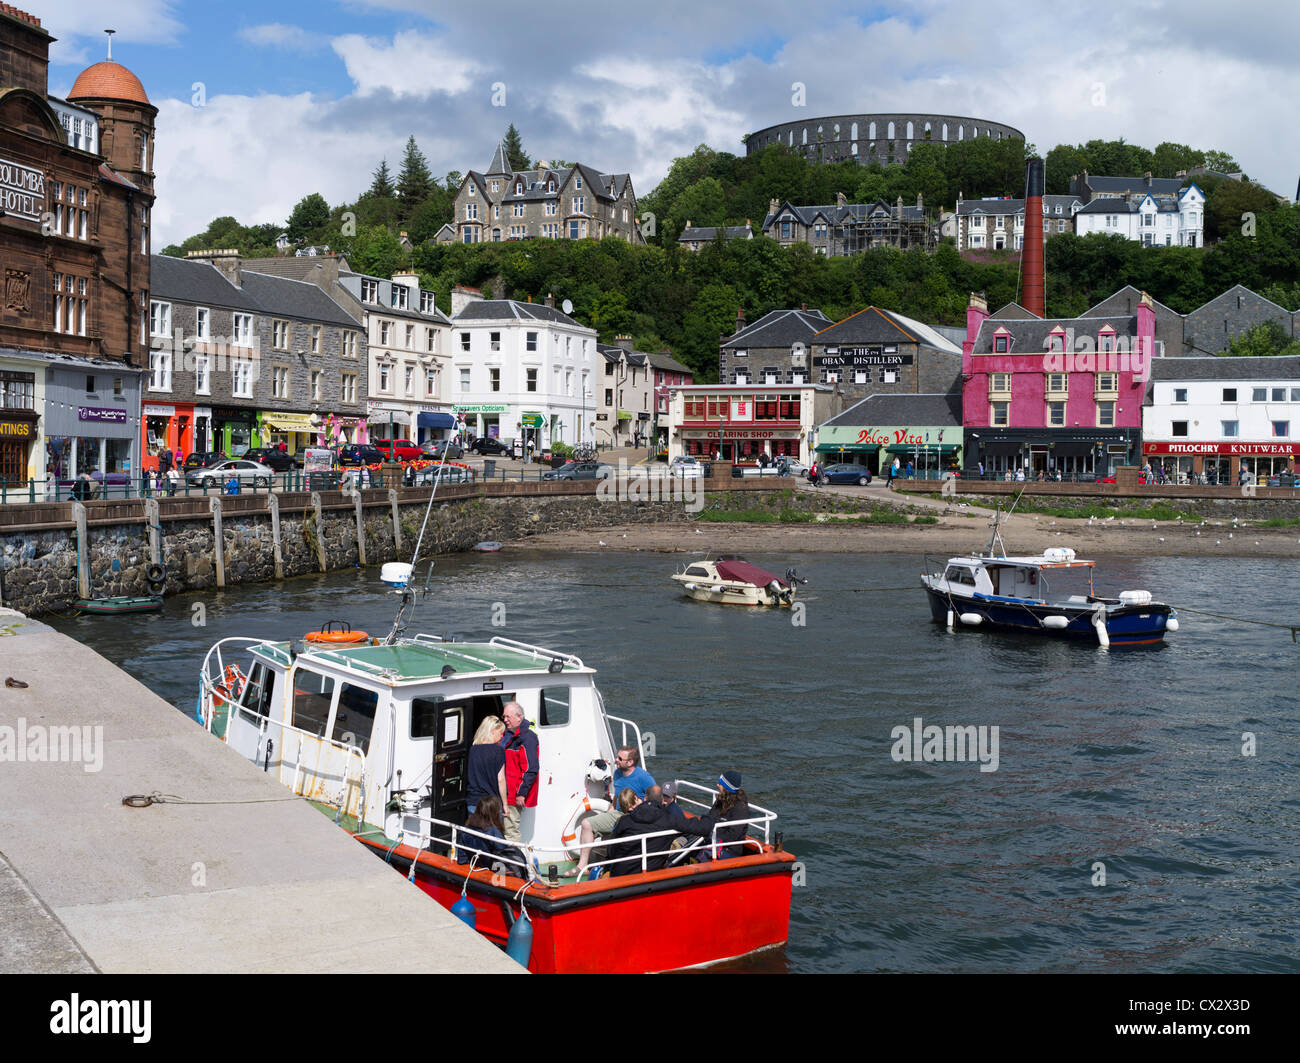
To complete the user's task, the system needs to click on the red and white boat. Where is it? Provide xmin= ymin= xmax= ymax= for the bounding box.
xmin=673 ymin=555 xmax=803 ymax=607
xmin=197 ymin=627 xmax=795 ymax=973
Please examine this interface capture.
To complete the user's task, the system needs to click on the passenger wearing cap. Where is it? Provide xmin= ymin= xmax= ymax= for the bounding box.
xmin=669 ymin=771 xmax=754 ymax=862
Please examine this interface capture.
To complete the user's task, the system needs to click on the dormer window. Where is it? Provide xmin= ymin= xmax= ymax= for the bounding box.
xmin=491 ymin=180 xmax=499 ymax=192
xmin=1047 ymin=331 xmax=1065 ymax=353
xmin=515 ymin=180 xmax=524 ymax=194
xmin=548 ymin=179 xmax=556 ymax=193
xmin=994 ymin=334 xmax=1009 ymax=353
xmin=1099 ymin=327 xmax=1116 ymax=353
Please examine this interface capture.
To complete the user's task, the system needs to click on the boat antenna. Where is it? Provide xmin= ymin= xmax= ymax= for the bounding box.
xmin=984 ymin=486 xmax=1026 ymax=558
xmin=385 ymin=437 xmax=457 ymax=645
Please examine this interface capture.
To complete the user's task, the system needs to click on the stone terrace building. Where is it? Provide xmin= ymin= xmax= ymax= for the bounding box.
xmin=953 ymin=194 xmax=1082 ymax=251
xmin=1086 ymin=284 xmax=1299 ymax=357
xmin=439 ymin=142 xmax=641 ymax=245
xmin=808 ymin=306 xmax=963 ymax=406
xmin=719 ymin=306 xmax=833 ymax=387
xmin=763 ymin=194 xmax=931 ymax=254
xmin=0 ymin=8 xmax=156 ymax=486
xmin=147 ymin=252 xmax=368 ymax=464
xmin=678 ymin=222 xmax=752 ymax=252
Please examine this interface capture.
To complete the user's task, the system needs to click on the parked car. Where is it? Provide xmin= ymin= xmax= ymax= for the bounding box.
xmin=412 ymin=464 xmax=475 ymax=486
xmin=183 ymin=451 xmax=226 ymax=471
xmin=543 ymin=461 xmax=611 ymax=481
xmin=371 ymin=438 xmax=423 ymax=462
xmin=470 ymin=436 xmax=511 ymax=456
xmin=1269 ymin=472 xmax=1296 ymax=487
xmin=667 ymin=456 xmax=703 ymax=479
xmin=186 ymin=459 xmax=275 ymax=488
xmin=419 ymin=439 xmax=465 ymax=459
xmin=821 ymin=463 xmax=872 ymax=486
xmin=238 ymin=447 xmax=298 ymax=472
xmin=781 ymin=459 xmax=809 ymax=477
xmin=337 ymin=444 xmax=386 ymax=467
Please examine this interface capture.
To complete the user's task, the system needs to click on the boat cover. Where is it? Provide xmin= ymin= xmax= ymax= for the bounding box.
xmin=715 ymin=560 xmax=785 ymax=587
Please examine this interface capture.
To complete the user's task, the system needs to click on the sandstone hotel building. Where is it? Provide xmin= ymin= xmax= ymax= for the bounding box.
xmin=0 ymin=6 xmax=154 ymax=491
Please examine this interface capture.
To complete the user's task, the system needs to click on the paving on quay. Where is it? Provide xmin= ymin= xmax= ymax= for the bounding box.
xmin=0 ymin=609 xmax=522 ymax=975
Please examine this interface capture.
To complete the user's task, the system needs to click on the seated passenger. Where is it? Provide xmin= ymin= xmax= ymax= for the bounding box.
xmin=672 ymin=771 xmax=754 ymax=862
xmin=606 ymin=785 xmax=675 ymax=876
xmin=456 ymin=795 xmax=525 ymax=871
xmin=608 ymin=745 xmax=655 ymax=801
xmin=568 ymin=787 xmax=638 ymax=878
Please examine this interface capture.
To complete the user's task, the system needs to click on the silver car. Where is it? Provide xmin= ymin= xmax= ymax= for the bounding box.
xmin=186 ymin=459 xmax=276 ymax=488
xmin=413 ymin=463 xmax=475 ymax=486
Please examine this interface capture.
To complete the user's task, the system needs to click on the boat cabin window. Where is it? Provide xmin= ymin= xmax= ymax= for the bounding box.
xmin=539 ymin=686 xmax=570 ymax=727
xmin=238 ymin=661 xmax=276 ymax=721
xmin=944 ymin=566 xmax=977 ymax=586
xmin=685 ymin=565 xmax=710 ymax=577
xmin=332 ymin=683 xmax=379 ymax=754
xmin=410 ymin=694 xmax=510 ymax=742
xmin=292 ymin=669 xmax=335 ymax=737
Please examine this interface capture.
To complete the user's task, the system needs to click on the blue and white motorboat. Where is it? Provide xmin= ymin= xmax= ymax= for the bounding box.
xmin=920 ymin=506 xmax=1178 ymax=647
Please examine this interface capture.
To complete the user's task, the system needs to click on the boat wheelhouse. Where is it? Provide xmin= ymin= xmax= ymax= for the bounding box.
xmin=197 ymin=632 xmax=795 ymax=973
xmin=672 ymin=556 xmax=801 ymax=607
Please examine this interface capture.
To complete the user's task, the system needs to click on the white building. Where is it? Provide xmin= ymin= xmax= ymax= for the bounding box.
xmin=450 ymin=288 xmax=598 ymax=449
xmin=337 ymin=270 xmax=454 ymax=443
xmin=596 ymin=339 xmax=653 ymax=446
xmin=1143 ymin=356 xmax=1300 ymax=483
xmin=1074 ymin=185 xmax=1204 ymax=248
xmin=953 ymin=195 xmax=1082 ymax=251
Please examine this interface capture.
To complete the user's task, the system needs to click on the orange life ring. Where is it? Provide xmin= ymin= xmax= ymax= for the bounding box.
xmin=304 ymin=629 xmax=368 ymax=644
xmin=212 ymin=663 xmax=247 ymax=707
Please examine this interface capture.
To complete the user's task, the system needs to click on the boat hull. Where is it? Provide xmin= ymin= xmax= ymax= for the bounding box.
xmin=358 ymin=835 xmax=795 ymax=973
xmin=922 ymin=584 xmax=1171 ymax=645
xmin=672 ymin=577 xmax=791 ymax=607
xmin=73 ymin=595 xmax=164 ymax=615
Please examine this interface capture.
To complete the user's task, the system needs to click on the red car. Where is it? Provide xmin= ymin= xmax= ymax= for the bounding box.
xmin=372 ymin=439 xmax=422 ymax=462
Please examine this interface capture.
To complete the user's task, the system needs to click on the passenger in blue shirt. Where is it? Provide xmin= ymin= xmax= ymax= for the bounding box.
xmin=606 ymin=745 xmax=655 ymax=802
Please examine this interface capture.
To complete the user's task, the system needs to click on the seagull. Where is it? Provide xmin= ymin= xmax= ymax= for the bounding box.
xmin=622 ymin=534 xmax=627 ymax=538
xmin=1228 ymin=533 xmax=1233 ymax=539
xmin=1216 ymin=540 xmax=1222 ymax=545
xmin=1159 ymin=537 xmax=1165 ymax=542
xmin=598 ymin=540 xmax=606 ymax=546
xmin=695 ymin=528 xmax=702 ymax=534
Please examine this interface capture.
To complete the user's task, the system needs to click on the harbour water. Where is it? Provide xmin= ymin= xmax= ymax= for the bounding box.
xmin=47 ymin=550 xmax=1300 ymax=973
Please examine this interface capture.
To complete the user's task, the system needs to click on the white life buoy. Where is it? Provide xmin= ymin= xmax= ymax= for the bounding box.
xmin=560 ymin=793 xmax=611 ymax=859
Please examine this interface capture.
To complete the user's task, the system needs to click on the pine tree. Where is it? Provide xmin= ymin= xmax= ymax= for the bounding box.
xmin=503 ymin=123 xmax=530 ymax=171
xmin=369 ymin=159 xmax=395 ymax=198
xmin=396 ymin=136 xmax=433 ymax=206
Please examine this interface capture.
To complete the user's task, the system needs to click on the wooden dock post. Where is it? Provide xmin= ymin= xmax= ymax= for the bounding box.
xmin=353 ymin=492 xmax=367 ymax=566
xmin=310 ymin=491 xmax=327 ymax=572
xmin=71 ymin=502 xmax=90 ymax=599
xmin=265 ymin=492 xmax=284 ymax=580
xmin=143 ymin=497 xmax=161 ymax=567
xmin=388 ymin=489 xmax=402 ymax=552
xmin=209 ymin=496 xmax=225 ymax=588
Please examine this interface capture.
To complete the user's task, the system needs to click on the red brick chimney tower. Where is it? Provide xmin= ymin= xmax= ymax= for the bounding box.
xmin=1022 ymin=158 xmax=1045 ymax=318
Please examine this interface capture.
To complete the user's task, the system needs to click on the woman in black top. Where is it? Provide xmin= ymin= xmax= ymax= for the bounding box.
xmin=466 ymin=715 xmax=506 ymax=816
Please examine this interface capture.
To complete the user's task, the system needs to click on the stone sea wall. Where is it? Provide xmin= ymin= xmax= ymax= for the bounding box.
xmin=0 ymin=483 xmax=703 ymax=616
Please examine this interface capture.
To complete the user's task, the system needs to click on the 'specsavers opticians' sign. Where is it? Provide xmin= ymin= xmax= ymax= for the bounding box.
xmin=0 ymin=158 xmax=45 ymax=222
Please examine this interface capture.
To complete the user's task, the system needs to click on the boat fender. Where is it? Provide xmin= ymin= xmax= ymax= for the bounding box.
xmin=505 ymin=908 xmax=533 ymax=969
xmin=1042 ymin=615 xmax=1069 ymax=630
xmin=683 ymin=583 xmax=697 ymax=592
xmin=1092 ymin=605 xmax=1110 ymax=648
xmin=1166 ymin=617 xmax=1179 ymax=632
xmin=450 ymin=895 xmax=477 ymax=930
xmin=946 ymin=609 xmax=954 ymax=631
xmin=145 ymin=561 xmax=167 ymax=584
xmin=959 ymin=613 xmax=983 ymax=626
xmin=561 ymin=794 xmax=611 ymax=858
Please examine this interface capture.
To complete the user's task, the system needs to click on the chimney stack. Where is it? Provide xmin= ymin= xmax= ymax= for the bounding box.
xmin=735 ymin=307 xmax=746 ymax=334
xmin=769 ymin=197 xmax=780 ymax=217
xmin=836 ymin=191 xmax=847 ymax=209
xmin=450 ymin=284 xmax=483 ymax=316
xmin=614 ymin=334 xmax=634 ymax=351
xmin=545 ymin=292 xmax=555 ymax=308
xmin=1022 ymin=159 xmax=1045 ymax=318
xmin=187 ymin=249 xmax=242 ymax=288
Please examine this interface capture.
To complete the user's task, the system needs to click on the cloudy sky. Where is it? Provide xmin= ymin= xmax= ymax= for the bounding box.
xmin=41 ymin=0 xmax=1300 ymax=245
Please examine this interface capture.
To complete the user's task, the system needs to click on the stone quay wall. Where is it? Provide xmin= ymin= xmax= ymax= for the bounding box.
xmin=0 ymin=477 xmax=780 ymax=616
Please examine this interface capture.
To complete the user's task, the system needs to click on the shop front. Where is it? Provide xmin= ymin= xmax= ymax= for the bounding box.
xmin=454 ymin=404 xmax=509 ymax=441
xmin=368 ymin=402 xmax=414 ymax=442
xmin=210 ymin=405 xmax=258 ymax=458
xmin=816 ymin=424 xmax=962 ymax=477
xmin=0 ymin=365 xmax=39 ymax=485
xmin=260 ymin=410 xmax=319 ymax=457
xmin=680 ymin=427 xmax=802 ymax=461
xmin=193 ymin=406 xmax=213 ymax=454
xmin=417 ymin=409 xmax=457 ymax=445
xmin=45 ymin=368 xmax=140 ymax=488
xmin=967 ymin=429 xmax=1137 ymax=481
xmin=1142 ymin=441 xmax=1298 ymax=485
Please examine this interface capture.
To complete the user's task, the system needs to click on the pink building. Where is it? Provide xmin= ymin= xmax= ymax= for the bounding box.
xmin=961 ymin=292 xmax=1154 ymax=479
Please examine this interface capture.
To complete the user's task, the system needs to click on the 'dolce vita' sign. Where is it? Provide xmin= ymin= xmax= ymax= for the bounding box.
xmin=818 ymin=424 xmax=962 ymax=447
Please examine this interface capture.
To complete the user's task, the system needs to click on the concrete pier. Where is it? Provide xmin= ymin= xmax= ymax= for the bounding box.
xmin=0 ymin=609 xmax=521 ymax=974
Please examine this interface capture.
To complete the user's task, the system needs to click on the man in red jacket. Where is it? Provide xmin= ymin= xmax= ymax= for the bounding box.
xmin=499 ymin=701 xmax=540 ymax=843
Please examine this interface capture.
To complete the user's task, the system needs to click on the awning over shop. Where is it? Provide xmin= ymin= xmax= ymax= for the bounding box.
xmin=975 ymin=441 xmax=1023 ymax=456
xmin=1052 ymin=441 xmax=1100 ymax=457
xmin=261 ymin=412 xmax=318 ymax=433
xmin=367 ymin=409 xmax=412 ymax=426
xmin=815 ymin=443 xmax=879 ymax=453
xmin=616 ymin=410 xmax=632 ymax=421
xmin=417 ymin=412 xmax=456 ymax=430
xmin=884 ymin=443 xmax=961 ymax=454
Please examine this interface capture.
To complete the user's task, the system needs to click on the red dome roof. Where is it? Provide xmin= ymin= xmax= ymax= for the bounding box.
xmin=68 ymin=61 xmax=150 ymax=106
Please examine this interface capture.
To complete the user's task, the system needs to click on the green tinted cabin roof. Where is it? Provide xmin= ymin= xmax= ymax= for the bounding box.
xmin=253 ymin=639 xmax=584 ymax=682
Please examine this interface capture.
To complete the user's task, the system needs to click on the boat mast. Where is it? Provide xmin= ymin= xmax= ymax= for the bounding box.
xmin=984 ymin=487 xmax=1025 ymax=558
xmin=384 ymin=438 xmax=456 ymax=645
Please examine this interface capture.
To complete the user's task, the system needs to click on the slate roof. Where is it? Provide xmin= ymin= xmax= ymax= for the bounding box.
xmin=1085 ymin=174 xmax=1185 ymax=197
xmin=957 ymin=195 xmax=1081 ymax=216
xmin=1148 ymin=356 xmax=1300 ymax=381
xmin=822 ymin=392 xmax=962 ymax=427
xmin=150 ymin=255 xmax=263 ymax=312
xmin=679 ymin=224 xmax=753 ymax=242
xmin=762 ymin=199 xmax=926 ymax=230
xmin=813 ymin=307 xmax=962 ymax=354
xmin=596 ymin=343 xmax=648 ymax=366
xmin=451 ymin=299 xmax=590 ymax=328
xmin=337 ymin=272 xmax=451 ymax=325
xmin=648 ymin=350 xmax=692 ymax=375
xmin=721 ymin=308 xmax=833 ymax=350
xmin=240 ymin=271 xmax=361 ymax=328
xmin=486 ymin=141 xmax=510 ymax=175
xmin=481 ymin=161 xmax=630 ymax=205
xmin=989 ymin=302 xmax=1036 ymax=319
xmin=971 ymin=314 xmax=1135 ymax=354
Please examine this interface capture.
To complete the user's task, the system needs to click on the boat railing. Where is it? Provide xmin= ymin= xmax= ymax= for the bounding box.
xmin=672 ymin=778 xmax=777 ymax=849
xmin=489 ymin=636 xmax=585 ymax=671
xmin=198 ymin=636 xmax=282 ymax=732
xmin=359 ymin=818 xmax=535 ymax=880
xmin=604 ymin=713 xmax=645 ymax=765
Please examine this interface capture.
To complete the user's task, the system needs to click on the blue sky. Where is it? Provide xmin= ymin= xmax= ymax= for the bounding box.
xmin=37 ymin=0 xmax=1300 ymax=244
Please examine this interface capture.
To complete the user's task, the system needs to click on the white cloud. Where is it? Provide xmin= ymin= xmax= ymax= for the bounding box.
xmin=332 ymin=30 xmax=484 ymax=97
xmin=238 ymin=23 xmax=328 ymax=52
xmin=42 ymin=0 xmax=183 ymax=67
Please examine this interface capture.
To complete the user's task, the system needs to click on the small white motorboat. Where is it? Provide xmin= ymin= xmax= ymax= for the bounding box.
xmin=672 ymin=556 xmax=803 ymax=607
